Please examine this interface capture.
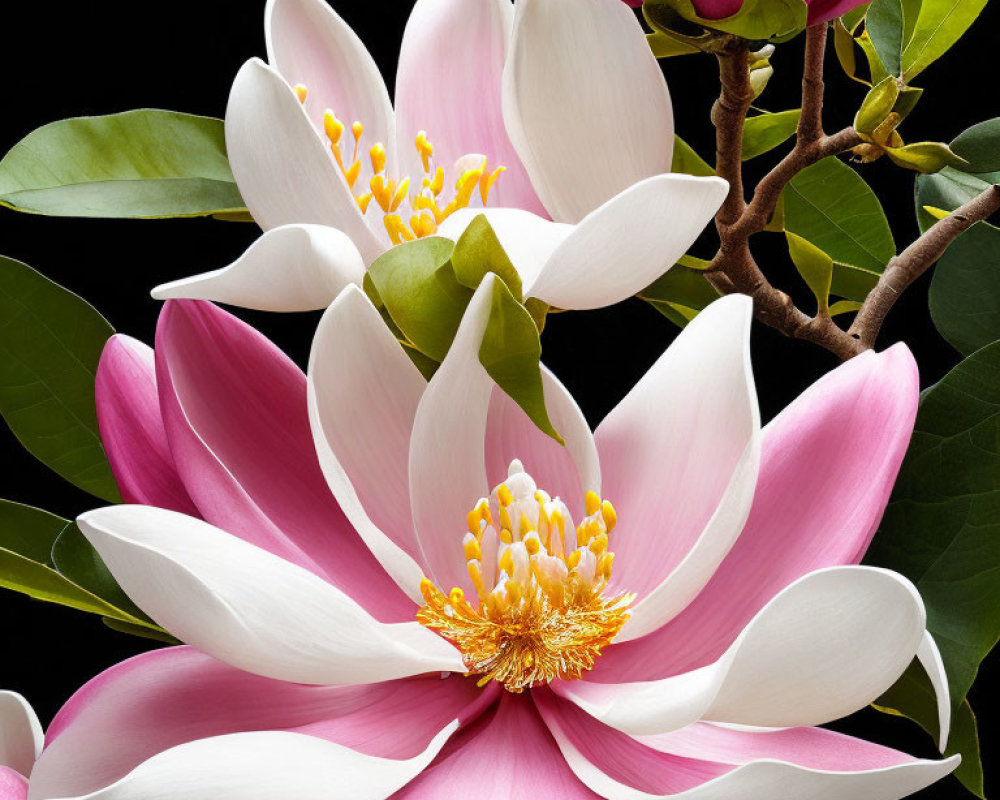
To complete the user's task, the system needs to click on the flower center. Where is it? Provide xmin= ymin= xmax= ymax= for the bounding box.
xmin=417 ymin=460 xmax=633 ymax=693
xmin=296 ymin=85 xmax=505 ymax=246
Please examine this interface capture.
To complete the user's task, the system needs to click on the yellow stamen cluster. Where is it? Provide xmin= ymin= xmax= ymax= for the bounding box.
xmin=417 ymin=460 xmax=632 ymax=693
xmin=295 ymin=85 xmax=505 ymax=245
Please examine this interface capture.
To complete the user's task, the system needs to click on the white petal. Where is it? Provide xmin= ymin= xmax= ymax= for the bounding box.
xmin=917 ymin=631 xmax=952 ymax=753
xmin=76 ymin=506 xmax=463 ymax=685
xmin=41 ymin=727 xmax=457 ymax=800
xmin=151 ymin=224 xmax=365 ymax=311
xmin=226 ymin=59 xmax=386 ymax=261
xmin=308 ymin=286 xmax=428 ymax=603
xmin=599 ymin=295 xmax=759 ymax=636
xmin=0 ymin=692 xmax=41 ymax=777
xmin=436 ymin=207 xmax=572 ymax=297
xmin=554 ymin=567 xmax=927 ymax=735
xmin=265 ymin=0 xmax=396 ymax=177
xmin=503 ymin=0 xmax=674 ymax=223
xmin=408 ymin=275 xmax=599 ymax=590
xmin=526 ymin=175 xmax=729 ymax=310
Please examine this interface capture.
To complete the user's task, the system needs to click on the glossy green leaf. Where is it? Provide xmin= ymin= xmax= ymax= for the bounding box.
xmin=367 ymin=237 xmax=472 ymax=362
xmin=865 ymin=341 xmax=1000 ymax=797
xmin=901 ymin=0 xmax=988 ymax=81
xmin=640 ymin=264 xmax=721 ymax=327
xmin=828 ymin=299 xmax=863 ymax=316
xmin=876 ymin=660 xmax=984 ymax=797
xmin=865 ymin=0 xmax=921 ymax=75
xmin=885 ymin=141 xmax=968 ymax=173
xmin=785 ymin=231 xmax=833 ymax=313
xmin=855 ymin=77 xmax=900 ymax=135
xmin=784 ymin=157 xmax=895 ymax=273
xmin=672 ymin=136 xmax=715 ymax=177
xmin=741 ymin=110 xmax=801 ymax=161
xmin=833 ymin=20 xmax=860 ymax=81
xmin=0 ymin=255 xmax=121 ymax=502
xmin=451 ymin=215 xmax=523 ymax=301
xmin=831 ymin=261 xmax=881 ymax=301
xmin=646 ymin=31 xmax=701 ymax=57
xmin=102 ymin=616 xmax=180 ymax=644
xmin=914 ymin=167 xmax=1000 ymax=232
xmin=479 ymin=278 xmax=561 ymax=444
xmin=0 ymin=111 xmax=246 ymax=219
xmin=645 ymin=0 xmax=807 ymax=41
xmin=0 ymin=498 xmax=66 ymax=562
xmin=856 ymin=31 xmax=891 ymax=84
xmin=950 ymin=118 xmax=1000 ymax=173
xmin=51 ymin=522 xmax=149 ymax=622
xmin=841 ymin=3 xmax=871 ymax=31
xmin=928 ymin=222 xmax=1000 ymax=355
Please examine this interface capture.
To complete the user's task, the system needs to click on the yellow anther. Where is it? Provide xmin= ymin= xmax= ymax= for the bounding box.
xmin=519 ymin=515 xmax=534 ymax=537
xmin=419 ymin=576 xmax=437 ymax=602
xmin=357 ymin=193 xmax=373 ymax=214
xmin=499 ymin=549 xmax=514 ymax=576
xmin=323 ymin=110 xmax=344 ymax=145
xmin=370 ymin=143 xmax=387 ymax=175
xmin=601 ymin=501 xmax=617 ymax=532
xmin=430 ymin=167 xmax=445 ymax=196
xmin=584 ymin=491 xmax=601 ymax=517
xmin=464 ymin=537 xmax=482 ymax=562
xmin=499 ymin=528 xmax=513 ymax=544
xmin=497 ymin=484 xmax=513 ymax=507
xmin=505 ymin=580 xmax=522 ymax=606
xmin=294 ymin=84 xmax=308 ymax=104
xmin=449 ymin=587 xmax=466 ymax=607
xmin=468 ymin=561 xmax=487 ymax=598
xmin=480 ymin=165 xmax=506 ymax=206
xmin=415 ymin=131 xmax=434 ymax=173
xmin=467 ymin=510 xmax=482 ymax=535
xmin=600 ymin=552 xmax=615 ymax=580
xmin=409 ymin=212 xmax=437 ymax=239
xmin=344 ymin=160 xmax=362 ymax=189
xmin=391 ymin=178 xmax=411 ymax=212
xmin=589 ymin=533 xmax=609 ymax=556
xmin=383 ymin=214 xmax=414 ymax=246
xmin=567 ymin=550 xmax=582 ymax=569
xmin=525 ymin=537 xmax=540 ymax=556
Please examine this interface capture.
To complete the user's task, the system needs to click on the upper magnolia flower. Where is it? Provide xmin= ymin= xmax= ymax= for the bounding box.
xmin=629 ymin=0 xmax=866 ymax=25
xmin=151 ymin=0 xmax=728 ymax=314
xmin=21 ymin=287 xmax=957 ymax=799
xmin=0 ymin=692 xmax=41 ymax=800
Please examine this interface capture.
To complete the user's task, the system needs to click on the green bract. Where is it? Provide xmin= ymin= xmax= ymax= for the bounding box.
xmin=0 ymin=110 xmax=246 ymax=219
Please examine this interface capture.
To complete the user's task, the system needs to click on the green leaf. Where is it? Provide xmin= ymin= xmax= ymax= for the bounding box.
xmin=0 ymin=498 xmax=66 ymax=562
xmin=451 ymin=215 xmax=523 ymax=301
xmin=784 ymin=157 xmax=896 ymax=273
xmin=866 ymin=0 xmax=904 ymax=74
xmin=640 ymin=264 xmax=721 ymax=327
xmin=875 ymin=660 xmax=984 ymax=797
xmin=672 ymin=136 xmax=715 ymax=177
xmin=914 ymin=166 xmax=1000 ymax=232
xmin=646 ymin=31 xmax=701 ymax=57
xmin=0 ymin=255 xmax=121 ymax=502
xmin=929 ymin=222 xmax=1000 ymax=355
xmin=828 ymin=299 xmax=863 ymax=316
xmin=865 ymin=340 xmax=1000 ymax=796
xmin=854 ymin=77 xmax=900 ymax=135
xmin=833 ymin=20 xmax=860 ymax=81
xmin=831 ymin=261 xmax=881 ymax=301
xmin=51 ymin=522 xmax=150 ymax=622
xmin=479 ymin=278 xmax=561 ymax=444
xmin=901 ymin=0 xmax=988 ymax=81
xmin=785 ymin=231 xmax=833 ymax=313
xmin=856 ymin=31 xmax=891 ymax=84
xmin=0 ymin=111 xmax=246 ymax=219
xmin=741 ymin=110 xmax=801 ymax=161
xmin=645 ymin=0 xmax=807 ymax=41
xmin=367 ymin=237 xmax=473 ymax=362
xmin=885 ymin=141 xmax=968 ymax=173
xmin=102 ymin=616 xmax=180 ymax=645
xmin=950 ymin=118 xmax=1000 ymax=173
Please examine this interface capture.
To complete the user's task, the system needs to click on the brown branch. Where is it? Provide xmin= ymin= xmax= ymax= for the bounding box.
xmin=711 ymin=38 xmax=754 ymax=226
xmin=849 ymin=184 xmax=1000 ymax=349
xmin=798 ymin=24 xmax=828 ymax=144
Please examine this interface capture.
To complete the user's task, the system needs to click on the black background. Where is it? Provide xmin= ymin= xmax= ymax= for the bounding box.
xmin=0 ymin=2 xmax=996 ymax=797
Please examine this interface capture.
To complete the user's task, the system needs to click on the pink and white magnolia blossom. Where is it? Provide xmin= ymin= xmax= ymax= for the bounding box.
xmin=151 ymin=0 xmax=728 ymax=314
xmin=17 ymin=286 xmax=958 ymax=799
xmin=0 ymin=693 xmax=42 ymax=800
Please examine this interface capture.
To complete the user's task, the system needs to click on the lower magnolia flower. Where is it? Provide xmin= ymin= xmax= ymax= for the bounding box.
xmin=0 ymin=693 xmax=41 ymax=800
xmin=24 ymin=287 xmax=957 ymax=798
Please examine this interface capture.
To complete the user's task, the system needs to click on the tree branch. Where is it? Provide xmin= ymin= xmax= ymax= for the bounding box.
xmin=848 ymin=184 xmax=1000 ymax=348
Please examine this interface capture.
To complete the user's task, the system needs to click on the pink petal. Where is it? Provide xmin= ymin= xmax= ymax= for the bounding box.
xmin=95 ymin=336 xmax=197 ymax=515
xmin=592 ymin=344 xmax=919 ymax=682
xmin=33 ymin=646 xmax=497 ymax=800
xmin=807 ymin=0 xmax=869 ymax=24
xmin=155 ymin=300 xmax=411 ymax=622
xmin=395 ymin=0 xmax=546 ymax=215
xmin=265 ymin=0 xmax=395 ymax=178
xmin=690 ymin=0 xmax=744 ymax=17
xmin=0 ymin=769 xmax=26 ymax=800
xmin=535 ymin=689 xmax=733 ymax=794
xmin=639 ymin=721 xmax=913 ymax=771
xmin=395 ymin=693 xmax=598 ymax=798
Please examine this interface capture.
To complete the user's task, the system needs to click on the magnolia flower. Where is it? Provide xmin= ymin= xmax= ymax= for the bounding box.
xmin=629 ymin=0 xmax=865 ymax=25
xmin=151 ymin=0 xmax=727 ymax=314
xmin=0 ymin=693 xmax=42 ymax=800
xmin=23 ymin=287 xmax=956 ymax=799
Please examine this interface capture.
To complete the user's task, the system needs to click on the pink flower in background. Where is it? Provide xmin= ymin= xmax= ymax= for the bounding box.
xmin=17 ymin=288 xmax=956 ymax=799
xmin=150 ymin=0 xmax=727 ymax=316
xmin=626 ymin=0 xmax=866 ymax=25
xmin=0 ymin=693 xmax=41 ymax=800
